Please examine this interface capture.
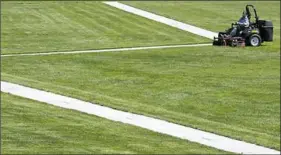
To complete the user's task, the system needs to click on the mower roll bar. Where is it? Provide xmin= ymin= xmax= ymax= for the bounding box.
xmin=246 ymin=5 xmax=259 ymax=23
xmin=230 ymin=5 xmax=259 ymax=27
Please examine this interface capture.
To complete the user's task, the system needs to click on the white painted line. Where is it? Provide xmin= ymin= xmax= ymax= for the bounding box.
xmin=1 ymin=81 xmax=280 ymax=154
xmin=1 ymin=43 xmax=211 ymax=57
xmin=103 ymin=2 xmax=218 ymax=40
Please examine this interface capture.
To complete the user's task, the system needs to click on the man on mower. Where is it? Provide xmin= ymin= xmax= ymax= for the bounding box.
xmin=229 ymin=11 xmax=250 ymax=36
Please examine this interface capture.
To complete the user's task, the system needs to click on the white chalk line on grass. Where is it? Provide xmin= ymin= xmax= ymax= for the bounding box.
xmin=103 ymin=2 xmax=218 ymax=40
xmin=1 ymin=43 xmax=211 ymax=57
xmin=1 ymin=81 xmax=280 ymax=154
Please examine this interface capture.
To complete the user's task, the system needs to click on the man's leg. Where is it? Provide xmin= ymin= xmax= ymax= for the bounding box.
xmin=230 ymin=27 xmax=237 ymax=36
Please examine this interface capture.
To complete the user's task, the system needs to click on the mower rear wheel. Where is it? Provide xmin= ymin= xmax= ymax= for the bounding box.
xmin=248 ymin=34 xmax=261 ymax=47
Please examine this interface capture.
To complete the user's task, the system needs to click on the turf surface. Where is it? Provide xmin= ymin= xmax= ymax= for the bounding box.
xmin=1 ymin=93 xmax=226 ymax=154
xmin=1 ymin=1 xmax=208 ymax=54
xmin=1 ymin=1 xmax=280 ymax=153
xmin=2 ymin=45 xmax=280 ymax=150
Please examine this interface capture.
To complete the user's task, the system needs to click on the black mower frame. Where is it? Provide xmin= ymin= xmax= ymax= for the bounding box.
xmin=213 ymin=4 xmax=273 ymax=47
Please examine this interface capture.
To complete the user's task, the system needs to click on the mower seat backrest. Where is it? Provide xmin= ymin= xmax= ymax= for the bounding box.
xmin=258 ymin=20 xmax=273 ymax=41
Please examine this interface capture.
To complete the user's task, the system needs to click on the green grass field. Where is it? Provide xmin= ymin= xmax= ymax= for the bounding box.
xmin=1 ymin=1 xmax=208 ymax=54
xmin=1 ymin=1 xmax=280 ymax=153
xmin=2 ymin=45 xmax=280 ymax=150
xmin=1 ymin=93 xmax=226 ymax=154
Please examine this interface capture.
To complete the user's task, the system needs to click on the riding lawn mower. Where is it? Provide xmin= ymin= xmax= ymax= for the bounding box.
xmin=213 ymin=5 xmax=273 ymax=47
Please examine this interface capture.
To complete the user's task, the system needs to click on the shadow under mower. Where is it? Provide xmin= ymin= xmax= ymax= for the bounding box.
xmin=213 ymin=5 xmax=273 ymax=47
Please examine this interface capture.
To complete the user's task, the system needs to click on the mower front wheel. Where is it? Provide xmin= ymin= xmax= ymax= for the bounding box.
xmin=248 ymin=34 xmax=262 ymax=47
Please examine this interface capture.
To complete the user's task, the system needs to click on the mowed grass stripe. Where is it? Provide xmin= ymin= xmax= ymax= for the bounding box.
xmin=67 ymin=4 xmax=121 ymax=35
xmin=1 ymin=43 xmax=212 ymax=57
xmin=1 ymin=1 xmax=209 ymax=54
xmin=93 ymin=3 xmax=180 ymax=39
xmin=54 ymin=5 xmax=99 ymax=34
xmin=1 ymin=93 xmax=226 ymax=154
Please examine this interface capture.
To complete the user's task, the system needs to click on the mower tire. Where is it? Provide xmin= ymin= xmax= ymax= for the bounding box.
xmin=248 ymin=34 xmax=262 ymax=47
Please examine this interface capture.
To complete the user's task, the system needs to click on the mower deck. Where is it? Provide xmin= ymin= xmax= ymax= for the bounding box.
xmin=213 ymin=35 xmax=245 ymax=47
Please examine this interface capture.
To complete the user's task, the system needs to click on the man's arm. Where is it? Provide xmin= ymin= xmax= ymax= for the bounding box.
xmin=237 ymin=16 xmax=250 ymax=27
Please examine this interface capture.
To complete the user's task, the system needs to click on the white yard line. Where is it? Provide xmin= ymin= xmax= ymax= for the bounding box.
xmin=1 ymin=81 xmax=279 ymax=154
xmin=103 ymin=2 xmax=218 ymax=40
xmin=1 ymin=43 xmax=211 ymax=57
